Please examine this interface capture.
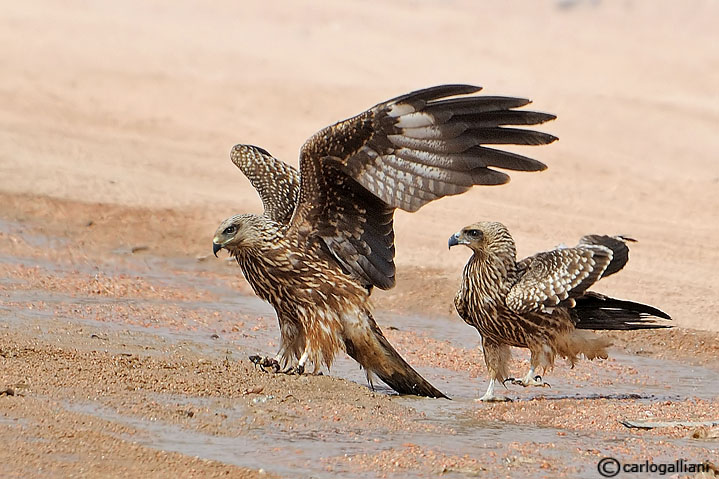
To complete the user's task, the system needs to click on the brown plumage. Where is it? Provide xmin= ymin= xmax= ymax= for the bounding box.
xmin=449 ymin=221 xmax=671 ymax=401
xmin=213 ymin=85 xmax=557 ymax=398
xmin=230 ymin=145 xmax=301 ymax=224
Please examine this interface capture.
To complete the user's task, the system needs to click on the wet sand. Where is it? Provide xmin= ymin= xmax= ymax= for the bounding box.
xmin=2 ymin=0 xmax=719 ymax=477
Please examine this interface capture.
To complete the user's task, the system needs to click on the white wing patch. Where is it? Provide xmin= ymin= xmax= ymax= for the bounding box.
xmin=395 ymin=111 xmax=435 ymax=128
xmin=387 ymin=103 xmax=416 ymax=118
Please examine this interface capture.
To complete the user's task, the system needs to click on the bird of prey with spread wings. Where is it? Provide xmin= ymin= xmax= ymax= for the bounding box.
xmin=449 ymin=221 xmax=671 ymax=401
xmin=212 ymin=85 xmax=557 ymax=398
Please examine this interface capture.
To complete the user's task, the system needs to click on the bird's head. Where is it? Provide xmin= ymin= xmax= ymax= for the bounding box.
xmin=448 ymin=221 xmax=514 ymax=256
xmin=212 ymin=214 xmax=271 ymax=257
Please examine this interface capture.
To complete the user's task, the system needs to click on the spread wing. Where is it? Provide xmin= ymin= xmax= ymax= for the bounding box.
xmin=287 ymin=84 xmax=557 ymax=290
xmin=506 ymin=245 xmax=613 ymax=314
xmin=230 ymin=144 xmax=301 ymax=224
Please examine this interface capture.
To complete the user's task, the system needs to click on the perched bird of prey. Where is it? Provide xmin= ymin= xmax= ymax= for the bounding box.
xmin=213 ymin=84 xmax=557 ymax=398
xmin=449 ymin=221 xmax=671 ymax=401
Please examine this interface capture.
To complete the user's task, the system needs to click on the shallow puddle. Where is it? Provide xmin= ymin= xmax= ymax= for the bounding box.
xmin=65 ymin=398 xmax=587 ymax=478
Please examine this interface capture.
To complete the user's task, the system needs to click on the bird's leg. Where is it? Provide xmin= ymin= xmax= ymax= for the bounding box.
xmin=295 ymin=350 xmax=307 ymax=375
xmin=282 ymin=349 xmax=308 ymax=375
xmin=477 ymin=339 xmax=512 ymax=402
xmin=477 ymin=379 xmax=512 ymax=402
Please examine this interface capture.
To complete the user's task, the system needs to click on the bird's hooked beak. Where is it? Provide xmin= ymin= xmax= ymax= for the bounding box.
xmin=212 ymin=242 xmax=222 ymax=257
xmin=448 ymin=232 xmax=461 ymax=249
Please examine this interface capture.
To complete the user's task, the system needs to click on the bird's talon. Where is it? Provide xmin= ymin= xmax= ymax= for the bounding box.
xmin=532 ymin=375 xmax=550 ymax=388
xmin=249 ymin=355 xmax=281 ymax=373
xmin=249 ymin=355 xmax=265 ymax=372
xmin=280 ymin=365 xmax=305 ymax=375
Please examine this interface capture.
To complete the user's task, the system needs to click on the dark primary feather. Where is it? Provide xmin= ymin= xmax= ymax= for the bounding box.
xmin=578 ymin=234 xmax=635 ymax=278
xmin=572 ymin=291 xmax=672 ymax=330
xmin=289 ymin=84 xmax=556 ymax=290
xmin=315 ymin=161 xmax=396 ymax=289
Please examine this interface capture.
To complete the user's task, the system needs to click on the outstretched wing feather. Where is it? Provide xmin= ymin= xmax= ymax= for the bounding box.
xmin=289 ymin=84 xmax=556 ymax=289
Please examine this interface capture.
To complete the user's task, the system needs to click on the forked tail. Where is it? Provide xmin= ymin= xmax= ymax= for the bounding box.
xmin=343 ymin=313 xmax=447 ymax=399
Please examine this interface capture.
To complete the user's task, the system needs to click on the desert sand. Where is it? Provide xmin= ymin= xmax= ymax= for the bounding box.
xmin=1 ymin=0 xmax=718 ymax=477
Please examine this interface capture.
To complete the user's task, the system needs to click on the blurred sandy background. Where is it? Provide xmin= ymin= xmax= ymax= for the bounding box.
xmin=2 ymin=0 xmax=718 ymax=330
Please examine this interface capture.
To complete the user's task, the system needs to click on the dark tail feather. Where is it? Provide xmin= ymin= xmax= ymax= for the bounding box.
xmin=573 ymin=291 xmax=671 ymax=330
xmin=343 ymin=313 xmax=447 ymax=398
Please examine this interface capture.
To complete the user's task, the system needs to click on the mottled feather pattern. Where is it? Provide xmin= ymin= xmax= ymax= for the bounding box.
xmin=314 ymin=87 xmax=556 ymax=214
xmin=230 ymin=217 xmax=360 ymax=370
xmin=230 ymin=145 xmax=301 ymax=224
xmin=507 ymin=245 xmax=612 ymax=314
xmin=451 ymin=221 xmax=671 ymax=389
xmin=292 ymin=84 xmax=556 ymax=290
xmin=216 ymin=85 xmax=560 ymax=397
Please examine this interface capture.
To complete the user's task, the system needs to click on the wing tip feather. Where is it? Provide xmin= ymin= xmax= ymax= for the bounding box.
xmin=393 ymin=84 xmax=484 ymax=105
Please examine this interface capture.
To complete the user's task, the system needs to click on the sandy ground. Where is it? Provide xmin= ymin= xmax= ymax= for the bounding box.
xmin=2 ymin=0 xmax=719 ymax=477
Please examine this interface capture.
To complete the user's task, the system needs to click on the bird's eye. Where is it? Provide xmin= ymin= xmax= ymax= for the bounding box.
xmin=223 ymin=225 xmax=237 ymax=235
xmin=467 ymin=229 xmax=481 ymax=238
